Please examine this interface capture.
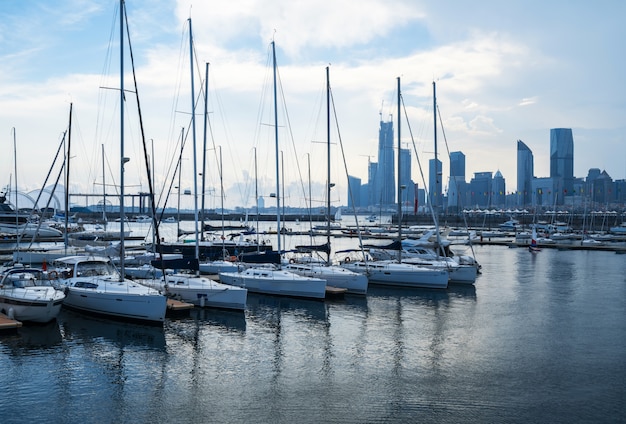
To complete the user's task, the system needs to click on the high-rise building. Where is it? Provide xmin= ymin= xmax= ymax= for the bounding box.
xmin=399 ymin=148 xmax=414 ymax=208
xmin=517 ymin=140 xmax=534 ymax=206
xmin=550 ymin=128 xmax=574 ymax=203
xmin=367 ymin=161 xmax=378 ymax=206
xmin=429 ymin=157 xmax=443 ymax=209
xmin=450 ymin=151 xmax=465 ymax=178
xmin=448 ymin=151 xmax=466 ymax=210
xmin=492 ymin=170 xmax=506 ymax=207
xmin=347 ymin=175 xmax=362 ymax=209
xmin=469 ymin=171 xmax=493 ymax=208
xmin=377 ymin=120 xmax=395 ymax=206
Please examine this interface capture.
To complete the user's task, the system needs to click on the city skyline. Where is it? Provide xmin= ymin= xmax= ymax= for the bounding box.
xmin=1 ymin=1 xmax=625 ymax=210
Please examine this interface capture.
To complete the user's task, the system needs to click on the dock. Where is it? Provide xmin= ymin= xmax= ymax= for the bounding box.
xmin=0 ymin=313 xmax=23 ymax=334
xmin=326 ymin=286 xmax=348 ymax=298
xmin=166 ymin=298 xmax=195 ymax=315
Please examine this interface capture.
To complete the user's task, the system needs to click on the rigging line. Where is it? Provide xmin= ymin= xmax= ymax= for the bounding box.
xmin=329 ymin=81 xmax=367 ymax=257
xmin=436 ymin=104 xmax=477 ymax=259
xmin=124 ymin=4 xmax=163 ymax=246
xmin=275 ymin=61 xmax=307 ymax=209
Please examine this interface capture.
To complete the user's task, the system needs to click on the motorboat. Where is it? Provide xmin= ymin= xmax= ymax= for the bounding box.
xmin=52 ymin=255 xmax=167 ymax=325
xmin=0 ymin=266 xmax=65 ymax=323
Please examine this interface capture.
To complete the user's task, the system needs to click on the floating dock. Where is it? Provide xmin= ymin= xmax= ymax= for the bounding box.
xmin=0 ymin=313 xmax=23 ymax=334
xmin=166 ymin=298 xmax=195 ymax=314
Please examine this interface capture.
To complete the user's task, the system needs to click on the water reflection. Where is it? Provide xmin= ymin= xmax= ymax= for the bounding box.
xmin=0 ymin=320 xmax=63 ymax=355
xmin=59 ymin=309 xmax=167 ymax=351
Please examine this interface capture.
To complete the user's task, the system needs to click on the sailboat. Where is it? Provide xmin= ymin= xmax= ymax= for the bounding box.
xmin=53 ymin=1 xmax=167 ymax=325
xmin=219 ymin=41 xmax=327 ymax=300
xmin=529 ymin=226 xmax=541 ymax=252
xmin=340 ymin=77 xmax=448 ymax=289
xmin=140 ymin=18 xmax=247 ymax=311
xmin=283 ymin=66 xmax=367 ymax=295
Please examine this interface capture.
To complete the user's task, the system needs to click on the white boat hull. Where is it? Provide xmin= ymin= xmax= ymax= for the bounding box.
xmin=284 ymin=263 xmax=368 ymax=295
xmin=219 ymin=268 xmax=326 ymax=299
xmin=62 ymin=286 xmax=167 ymax=324
xmin=155 ymin=274 xmax=247 ymax=310
xmin=53 ymin=255 xmax=167 ymax=324
xmin=341 ymin=260 xmax=448 ymax=289
xmin=0 ymin=288 xmax=64 ymax=323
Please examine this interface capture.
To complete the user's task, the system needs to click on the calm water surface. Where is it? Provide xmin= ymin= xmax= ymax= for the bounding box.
xmin=1 ymin=245 xmax=625 ymax=423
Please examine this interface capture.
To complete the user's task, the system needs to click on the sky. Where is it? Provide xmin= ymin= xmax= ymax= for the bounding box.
xmin=1 ymin=0 xmax=625 ymax=211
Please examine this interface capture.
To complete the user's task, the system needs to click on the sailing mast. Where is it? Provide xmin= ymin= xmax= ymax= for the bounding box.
xmin=272 ymin=41 xmax=282 ymax=259
xmin=433 ymin=81 xmax=443 ymax=254
xmin=326 ymin=66 xmax=332 ymax=265
xmin=119 ymin=0 xmax=127 ymax=278
xmin=188 ymin=17 xmax=201 ymax=273
xmin=397 ymin=77 xmax=402 ymax=263
xmin=201 ymin=62 xmax=209 ymax=241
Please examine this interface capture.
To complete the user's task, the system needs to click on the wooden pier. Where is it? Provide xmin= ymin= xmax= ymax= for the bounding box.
xmin=0 ymin=313 xmax=22 ymax=334
xmin=166 ymin=298 xmax=195 ymax=315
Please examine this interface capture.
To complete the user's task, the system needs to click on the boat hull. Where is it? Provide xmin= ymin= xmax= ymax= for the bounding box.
xmin=219 ymin=268 xmax=326 ymax=299
xmin=0 ymin=290 xmax=64 ymax=323
xmin=159 ymin=275 xmax=247 ymax=310
xmin=62 ymin=288 xmax=167 ymax=324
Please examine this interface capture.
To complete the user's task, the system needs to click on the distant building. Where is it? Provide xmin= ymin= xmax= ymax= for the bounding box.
xmin=448 ymin=151 xmax=467 ymax=211
xmin=429 ymin=157 xmax=443 ymax=209
xmin=377 ymin=119 xmax=395 ymax=206
xmin=531 ymin=177 xmax=557 ymax=208
xmin=347 ymin=175 xmax=362 ymax=209
xmin=516 ymin=140 xmax=534 ymax=206
xmin=550 ymin=128 xmax=574 ymax=204
xmin=492 ymin=170 xmax=506 ymax=207
xmin=469 ymin=172 xmax=493 ymax=208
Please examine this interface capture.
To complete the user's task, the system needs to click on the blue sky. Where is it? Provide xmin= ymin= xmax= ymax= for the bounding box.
xmin=1 ymin=0 xmax=625 ymax=210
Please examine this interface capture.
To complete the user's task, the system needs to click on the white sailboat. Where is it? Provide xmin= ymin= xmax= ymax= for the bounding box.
xmin=219 ymin=41 xmax=327 ymax=300
xmin=53 ymin=1 xmax=167 ymax=325
xmin=339 ymin=77 xmax=448 ymax=289
xmin=283 ymin=67 xmax=367 ymax=295
xmin=140 ymin=18 xmax=247 ymax=311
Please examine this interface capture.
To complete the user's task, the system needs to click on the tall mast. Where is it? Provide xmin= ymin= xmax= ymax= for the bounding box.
xmin=326 ymin=66 xmax=332 ymax=265
xmin=433 ymin=81 xmax=442 ymax=253
xmin=119 ymin=0 xmax=126 ymax=278
xmin=433 ymin=81 xmax=438 ymax=212
xmin=272 ymin=41 xmax=281 ymax=256
xmin=397 ymin=77 xmax=402 ymax=262
xmin=201 ymin=62 xmax=209 ymax=241
xmin=188 ymin=18 xmax=200 ymax=269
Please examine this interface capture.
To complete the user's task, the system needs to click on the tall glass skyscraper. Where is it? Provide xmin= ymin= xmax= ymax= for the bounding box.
xmin=550 ymin=128 xmax=574 ymax=203
xmin=517 ymin=140 xmax=534 ymax=206
xmin=377 ymin=120 xmax=395 ymax=206
xmin=450 ymin=151 xmax=465 ymax=178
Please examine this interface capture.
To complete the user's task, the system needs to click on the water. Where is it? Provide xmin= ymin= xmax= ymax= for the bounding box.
xmin=1 ymin=245 xmax=625 ymax=423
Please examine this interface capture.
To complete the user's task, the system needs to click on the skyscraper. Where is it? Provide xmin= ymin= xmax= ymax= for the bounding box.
xmin=450 ymin=151 xmax=465 ymax=178
xmin=517 ymin=140 xmax=534 ymax=206
xmin=377 ymin=120 xmax=395 ymax=206
xmin=429 ymin=157 xmax=443 ymax=208
xmin=399 ymin=148 xmax=413 ymax=207
xmin=347 ymin=175 xmax=362 ymax=209
xmin=448 ymin=151 xmax=466 ymax=209
xmin=550 ymin=128 xmax=574 ymax=203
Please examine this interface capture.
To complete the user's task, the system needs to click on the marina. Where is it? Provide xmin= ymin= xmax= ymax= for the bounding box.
xmin=0 ymin=243 xmax=624 ymax=423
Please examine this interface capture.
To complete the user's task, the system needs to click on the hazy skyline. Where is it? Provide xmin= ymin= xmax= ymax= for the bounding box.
xmin=1 ymin=0 xmax=625 ymax=210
